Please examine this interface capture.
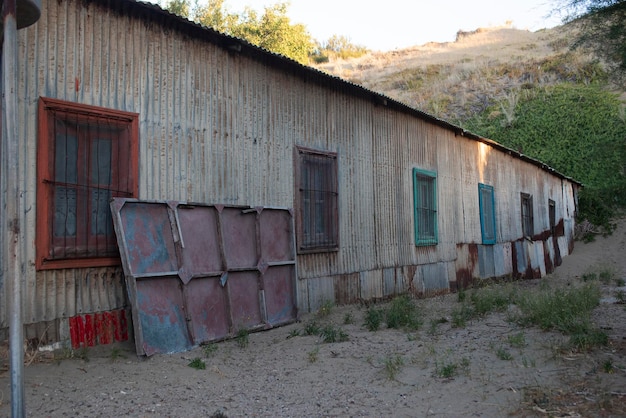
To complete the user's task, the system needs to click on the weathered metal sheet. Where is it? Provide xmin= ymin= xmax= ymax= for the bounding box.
xmin=494 ymin=243 xmax=513 ymax=277
xmin=111 ymin=198 xmax=297 ymax=355
xmin=114 ymin=201 xmax=178 ymax=276
xmin=263 ymin=266 xmax=297 ymax=325
xmin=478 ymin=245 xmax=495 ymax=279
xmin=305 ymin=276 xmax=335 ymax=312
xmin=185 ymin=276 xmax=229 ymax=342
xmin=135 ymin=276 xmax=192 ymax=356
xmin=177 ymin=205 xmax=223 ymax=276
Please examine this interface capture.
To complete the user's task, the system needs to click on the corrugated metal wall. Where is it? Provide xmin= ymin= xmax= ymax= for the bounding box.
xmin=0 ymin=0 xmax=579 ymax=342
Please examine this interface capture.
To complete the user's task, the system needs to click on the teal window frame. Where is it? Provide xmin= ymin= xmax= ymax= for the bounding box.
xmin=413 ymin=168 xmax=438 ymax=246
xmin=478 ymin=183 xmax=496 ymax=245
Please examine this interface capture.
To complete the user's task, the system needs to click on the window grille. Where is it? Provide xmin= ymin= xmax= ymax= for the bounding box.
xmin=37 ymin=98 xmax=138 ymax=269
xmin=520 ymin=193 xmax=534 ymax=238
xmin=413 ymin=168 xmax=438 ymax=246
xmin=549 ymin=199 xmax=556 ymax=235
xmin=296 ymin=148 xmax=338 ymax=252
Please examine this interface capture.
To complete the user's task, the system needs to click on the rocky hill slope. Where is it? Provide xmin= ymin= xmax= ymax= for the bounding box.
xmin=315 ymin=23 xmax=607 ymax=124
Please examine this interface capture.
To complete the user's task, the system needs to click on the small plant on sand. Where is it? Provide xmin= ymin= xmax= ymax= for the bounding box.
xmin=364 ymin=307 xmax=384 ymax=331
xmin=451 ymin=302 xmax=474 ymax=328
xmin=343 ymin=312 xmax=354 ymax=325
xmin=287 ymin=329 xmax=301 ymax=339
xmin=303 ymin=321 xmax=321 ymax=336
xmin=109 ymin=347 xmax=126 ymax=361
xmin=508 ymin=332 xmax=526 ymax=348
xmin=384 ymin=354 xmax=404 ymax=380
xmin=435 ymin=361 xmax=458 ymax=378
xmin=602 ymin=359 xmax=614 ymax=373
xmin=319 ymin=324 xmax=348 ymax=343
xmin=598 ymin=268 xmax=615 ymax=284
xmin=496 ymin=346 xmax=513 ymax=361
xmin=317 ymin=300 xmax=334 ymax=318
xmin=209 ymin=409 xmax=228 ymax=418
xmin=386 ymin=295 xmax=421 ymax=330
xmin=203 ymin=343 xmax=218 ymax=358
xmin=235 ymin=328 xmax=249 ymax=348
xmin=188 ymin=357 xmax=206 ymax=370
xmin=308 ymin=346 xmax=319 ymax=363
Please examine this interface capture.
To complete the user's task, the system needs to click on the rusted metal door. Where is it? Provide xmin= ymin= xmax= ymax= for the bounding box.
xmin=110 ymin=198 xmax=297 ymax=356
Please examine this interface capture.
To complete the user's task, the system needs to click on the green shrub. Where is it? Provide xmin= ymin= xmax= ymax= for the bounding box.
xmin=364 ymin=307 xmax=384 ymax=331
xmin=385 ymin=295 xmax=421 ymax=330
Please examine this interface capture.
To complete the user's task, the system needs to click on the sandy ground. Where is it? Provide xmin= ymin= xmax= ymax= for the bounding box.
xmin=1 ymin=219 xmax=626 ymax=417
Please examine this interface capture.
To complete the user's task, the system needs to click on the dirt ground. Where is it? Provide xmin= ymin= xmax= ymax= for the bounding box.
xmin=1 ymin=219 xmax=626 ymax=418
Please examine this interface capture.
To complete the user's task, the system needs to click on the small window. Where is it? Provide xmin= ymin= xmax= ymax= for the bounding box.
xmin=520 ymin=193 xmax=534 ymax=238
xmin=478 ymin=184 xmax=496 ymax=244
xmin=37 ymin=98 xmax=139 ymax=269
xmin=549 ymin=199 xmax=556 ymax=235
xmin=413 ymin=168 xmax=437 ymax=246
xmin=295 ymin=147 xmax=338 ymax=253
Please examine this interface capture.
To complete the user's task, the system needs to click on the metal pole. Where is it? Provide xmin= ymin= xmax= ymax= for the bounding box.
xmin=2 ymin=0 xmax=25 ymax=415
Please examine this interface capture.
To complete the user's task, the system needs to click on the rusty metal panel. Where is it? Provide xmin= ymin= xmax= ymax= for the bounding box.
xmin=532 ymin=242 xmax=546 ymax=277
xmin=262 ymin=266 xmax=296 ymax=325
xmin=515 ymin=241 xmax=529 ymax=276
xmin=333 ymin=273 xmax=360 ymax=305
xmin=359 ymin=270 xmax=383 ymax=301
xmin=383 ymin=268 xmax=397 ymax=297
xmin=227 ymin=271 xmax=264 ymax=329
xmin=259 ymin=209 xmax=294 ymax=262
xmin=113 ymin=201 xmax=179 ymax=276
xmin=222 ymin=208 xmax=258 ymax=269
xmin=135 ymin=276 xmax=192 ymax=356
xmin=111 ymin=198 xmax=296 ymax=355
xmin=306 ymin=276 xmax=335 ymax=312
xmin=177 ymin=205 xmax=223 ymax=276
xmin=185 ymin=276 xmax=229 ymax=342
xmin=478 ymin=245 xmax=495 ymax=279
xmin=494 ymin=243 xmax=513 ymax=277
xmin=420 ymin=263 xmax=450 ymax=294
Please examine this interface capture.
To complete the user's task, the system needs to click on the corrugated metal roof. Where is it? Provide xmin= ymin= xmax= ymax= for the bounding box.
xmin=86 ymin=0 xmax=581 ymax=186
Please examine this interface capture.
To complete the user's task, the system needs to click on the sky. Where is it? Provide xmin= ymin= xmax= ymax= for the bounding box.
xmin=218 ymin=0 xmax=564 ymax=51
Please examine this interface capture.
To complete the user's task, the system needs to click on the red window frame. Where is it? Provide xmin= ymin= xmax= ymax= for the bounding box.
xmin=36 ymin=97 xmax=139 ymax=270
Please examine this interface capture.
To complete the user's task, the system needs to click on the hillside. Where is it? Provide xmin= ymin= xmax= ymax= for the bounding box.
xmin=315 ymin=23 xmax=610 ymax=124
xmin=315 ymin=23 xmax=626 ymax=228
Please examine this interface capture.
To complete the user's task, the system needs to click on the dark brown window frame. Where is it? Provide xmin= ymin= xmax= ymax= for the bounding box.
xmin=521 ymin=192 xmax=534 ymax=239
xmin=295 ymin=146 xmax=339 ymax=254
xmin=36 ymin=97 xmax=139 ymax=270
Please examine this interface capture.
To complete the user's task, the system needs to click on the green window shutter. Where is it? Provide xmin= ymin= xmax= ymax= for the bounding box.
xmin=413 ymin=168 xmax=438 ymax=246
xmin=478 ymin=183 xmax=496 ymax=245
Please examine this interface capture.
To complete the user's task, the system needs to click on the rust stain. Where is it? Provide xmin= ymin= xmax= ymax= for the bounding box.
xmin=554 ymin=218 xmax=565 ymax=237
xmin=543 ymin=241 xmax=554 ymax=274
xmin=334 ymin=273 xmax=360 ymax=305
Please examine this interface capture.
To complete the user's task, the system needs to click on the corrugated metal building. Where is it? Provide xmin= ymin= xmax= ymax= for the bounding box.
xmin=0 ymin=0 xmax=579 ymax=348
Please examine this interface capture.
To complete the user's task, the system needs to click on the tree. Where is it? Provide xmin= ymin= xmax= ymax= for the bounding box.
xmin=165 ymin=0 xmax=191 ymax=18
xmin=164 ymin=0 xmax=315 ymax=65
xmin=558 ymin=0 xmax=626 ymax=84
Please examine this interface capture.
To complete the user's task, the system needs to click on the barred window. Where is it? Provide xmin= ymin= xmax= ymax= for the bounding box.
xmin=478 ymin=183 xmax=496 ymax=244
xmin=413 ymin=168 xmax=438 ymax=246
xmin=549 ymin=199 xmax=556 ymax=235
xmin=37 ymin=98 xmax=139 ymax=269
xmin=521 ymin=193 xmax=534 ymax=238
xmin=295 ymin=147 xmax=338 ymax=253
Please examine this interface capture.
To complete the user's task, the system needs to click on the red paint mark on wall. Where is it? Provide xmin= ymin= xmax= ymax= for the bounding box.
xmin=69 ymin=309 xmax=128 ymax=349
